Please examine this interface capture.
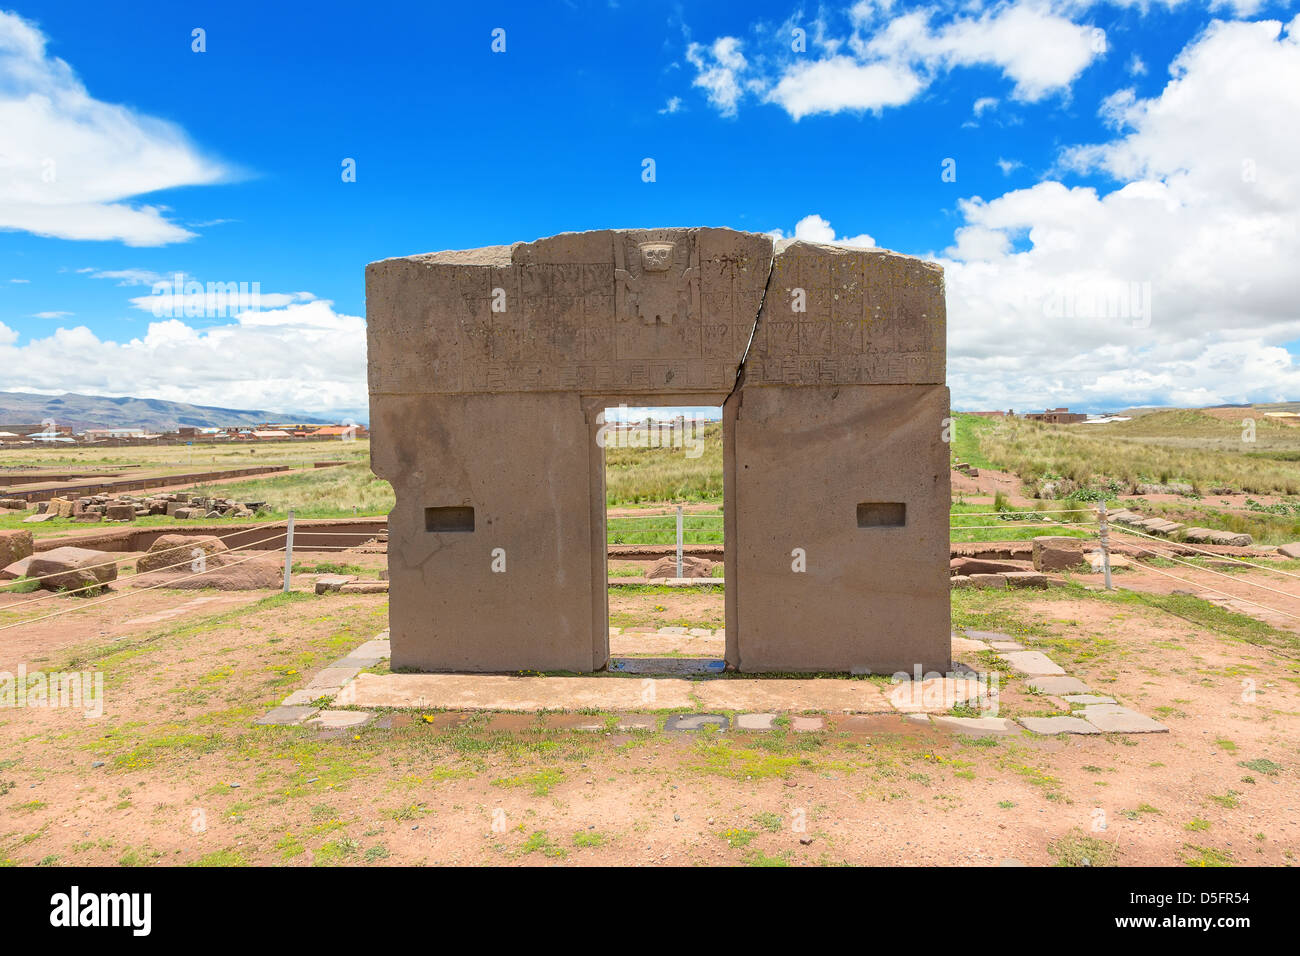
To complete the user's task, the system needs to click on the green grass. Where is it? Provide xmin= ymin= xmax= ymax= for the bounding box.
xmin=965 ymin=411 xmax=1300 ymax=496
xmin=604 ymin=421 xmax=722 ymax=505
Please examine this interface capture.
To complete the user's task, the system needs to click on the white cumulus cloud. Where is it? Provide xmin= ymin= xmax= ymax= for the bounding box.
xmin=0 ymin=11 xmax=230 ymax=245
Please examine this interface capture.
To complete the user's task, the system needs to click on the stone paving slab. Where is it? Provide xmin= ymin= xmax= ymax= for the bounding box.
xmin=1026 ymin=676 xmax=1091 ymax=695
xmin=306 ymin=664 xmax=362 ymax=691
xmin=280 ymin=689 xmax=320 ymax=706
xmin=1078 ymin=704 xmax=1168 ymax=733
xmin=306 ymin=709 xmax=374 ymax=729
xmin=1019 ymin=716 xmax=1102 ymax=735
xmin=931 ymin=715 xmax=1021 ymax=736
xmin=1063 ymin=694 xmax=1117 ymax=706
xmin=615 ymin=715 xmax=658 ymax=731
xmin=964 ymin=630 xmax=1012 ymax=642
xmin=989 ymin=641 xmax=1024 ymax=651
xmin=790 ymin=716 xmax=825 ymax=732
xmin=1001 ymin=651 xmax=1066 ymax=676
xmin=342 ymin=672 xmax=697 ymax=711
xmin=695 ymin=679 xmax=891 ymax=714
xmin=255 ymin=705 xmax=318 ymax=726
xmin=665 ymin=714 xmax=728 ymax=732
xmin=734 ymin=713 xmax=778 ymax=731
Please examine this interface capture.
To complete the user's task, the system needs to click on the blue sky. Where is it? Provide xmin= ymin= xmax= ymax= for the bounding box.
xmin=2 ymin=0 xmax=1298 ymax=421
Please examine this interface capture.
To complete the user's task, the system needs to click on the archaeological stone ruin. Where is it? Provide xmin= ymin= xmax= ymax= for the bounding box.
xmin=366 ymin=227 xmax=950 ymax=674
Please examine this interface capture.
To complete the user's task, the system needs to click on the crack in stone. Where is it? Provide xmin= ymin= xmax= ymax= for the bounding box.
xmin=725 ymin=239 xmax=778 ymax=405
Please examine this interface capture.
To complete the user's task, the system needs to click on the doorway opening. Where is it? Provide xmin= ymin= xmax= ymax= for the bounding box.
xmin=601 ymin=404 xmax=725 ymax=675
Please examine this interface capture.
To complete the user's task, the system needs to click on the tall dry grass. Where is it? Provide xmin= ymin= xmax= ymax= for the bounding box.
xmin=967 ymin=413 xmax=1300 ymax=496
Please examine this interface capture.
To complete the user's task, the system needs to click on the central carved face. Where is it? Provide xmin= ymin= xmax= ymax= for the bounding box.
xmin=639 ymin=242 xmax=674 ymax=273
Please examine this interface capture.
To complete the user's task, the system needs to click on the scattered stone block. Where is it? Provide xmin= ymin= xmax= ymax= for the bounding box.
xmin=1019 ymin=716 xmax=1102 ymax=735
xmin=137 ymin=534 xmax=230 ymax=574
xmin=105 ymin=503 xmax=135 ymax=521
xmin=1032 ymin=536 xmax=1085 ymax=571
xmin=25 ymin=546 xmax=118 ymax=591
xmin=1 ymin=555 xmax=34 ymax=580
xmin=989 ymin=640 xmax=1024 ymax=651
xmin=1004 ymin=570 xmax=1048 ymax=588
xmin=964 ymin=630 xmax=1011 ymax=642
xmin=949 ymin=574 xmax=972 ymax=588
xmin=969 ymin=573 xmax=1007 ymax=589
xmin=0 ymin=529 xmax=34 ymax=569
xmin=647 ymin=555 xmax=714 ymax=579
xmin=1278 ymin=542 xmax=1300 ymax=559
xmin=314 ymin=574 xmax=357 ymax=594
xmin=1001 ymin=650 xmax=1065 ymax=676
xmin=337 ymin=580 xmax=389 ymax=594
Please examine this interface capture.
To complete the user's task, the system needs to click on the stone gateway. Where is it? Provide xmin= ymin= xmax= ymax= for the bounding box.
xmin=366 ymin=227 xmax=950 ymax=674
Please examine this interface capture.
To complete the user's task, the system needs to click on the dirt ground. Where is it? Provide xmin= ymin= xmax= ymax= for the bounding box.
xmin=1 ymin=559 xmax=1296 ymax=867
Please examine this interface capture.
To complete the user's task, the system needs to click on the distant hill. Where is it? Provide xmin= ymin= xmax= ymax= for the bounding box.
xmin=0 ymin=391 xmax=331 ymax=432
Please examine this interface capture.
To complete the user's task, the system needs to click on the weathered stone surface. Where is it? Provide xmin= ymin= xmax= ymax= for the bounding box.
xmin=969 ymin=573 xmax=1008 ymax=589
xmin=0 ymin=530 xmax=34 ymax=569
xmin=726 ymin=382 xmax=951 ymax=673
xmin=1026 ymin=676 xmax=1091 ymax=695
xmin=1079 ymin=704 xmax=1167 ymax=733
xmin=1062 ymin=694 xmax=1117 ymax=705
xmin=735 ymin=712 xmax=778 ymax=731
xmin=25 ymin=546 xmax=118 ymax=591
xmin=306 ymin=710 xmax=373 ymax=729
xmin=1019 ymin=716 xmax=1102 ymax=735
xmin=368 ymin=228 xmax=949 ymax=674
xmin=989 ymin=640 xmax=1024 ymax=651
xmin=314 ymin=574 xmax=356 ymax=594
xmin=888 ymin=677 xmax=989 ymax=713
xmin=255 ymin=705 xmax=318 ymax=726
xmin=0 ymin=555 xmax=34 ymax=580
xmin=1032 ymin=536 xmax=1085 ymax=572
xmin=950 ymin=558 xmax=1029 ymax=575
xmin=1278 ymin=542 xmax=1300 ymax=559
xmin=23 ymin=512 xmax=57 ymax=523
xmin=931 ymin=715 xmax=1021 ymax=736
xmin=136 ymin=534 xmax=230 ymax=574
xmin=646 ymin=554 xmax=713 ymax=579
xmin=665 ymin=713 xmax=729 ymax=732
xmin=139 ymin=556 xmax=280 ymax=590
xmin=1004 ymin=570 xmax=1048 ymax=588
xmin=337 ymin=580 xmax=389 ymax=594
xmin=1001 ymin=650 xmax=1065 ymax=676
xmin=791 ymin=716 xmax=825 ymax=732
xmin=105 ymin=503 xmax=135 ymax=521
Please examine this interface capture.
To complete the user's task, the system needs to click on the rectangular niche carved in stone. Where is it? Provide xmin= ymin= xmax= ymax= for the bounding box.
xmin=856 ymin=502 xmax=906 ymax=528
xmin=425 ymin=506 xmax=475 ymax=533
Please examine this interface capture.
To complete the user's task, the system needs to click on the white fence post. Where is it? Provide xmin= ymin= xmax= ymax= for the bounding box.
xmin=675 ymin=504 xmax=684 ymax=579
xmin=1097 ymin=499 xmax=1113 ymax=591
xmin=283 ymin=508 xmax=295 ymax=593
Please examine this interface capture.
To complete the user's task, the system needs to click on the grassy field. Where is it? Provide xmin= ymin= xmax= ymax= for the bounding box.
xmin=958 ymin=411 xmax=1300 ymax=497
xmin=0 ymin=438 xmax=367 ymax=472
xmin=604 ymin=422 xmax=722 ymax=505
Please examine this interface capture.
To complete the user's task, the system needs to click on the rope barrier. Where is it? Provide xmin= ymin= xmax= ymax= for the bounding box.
xmin=0 ymin=546 xmax=290 ymax=633
xmin=0 ymin=531 xmax=290 ymax=612
xmin=8 ymin=520 xmax=287 ymax=588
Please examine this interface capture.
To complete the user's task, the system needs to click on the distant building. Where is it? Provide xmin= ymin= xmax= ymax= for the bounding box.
xmin=1024 ymin=407 xmax=1088 ymax=424
xmin=83 ymin=427 xmax=151 ymax=440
